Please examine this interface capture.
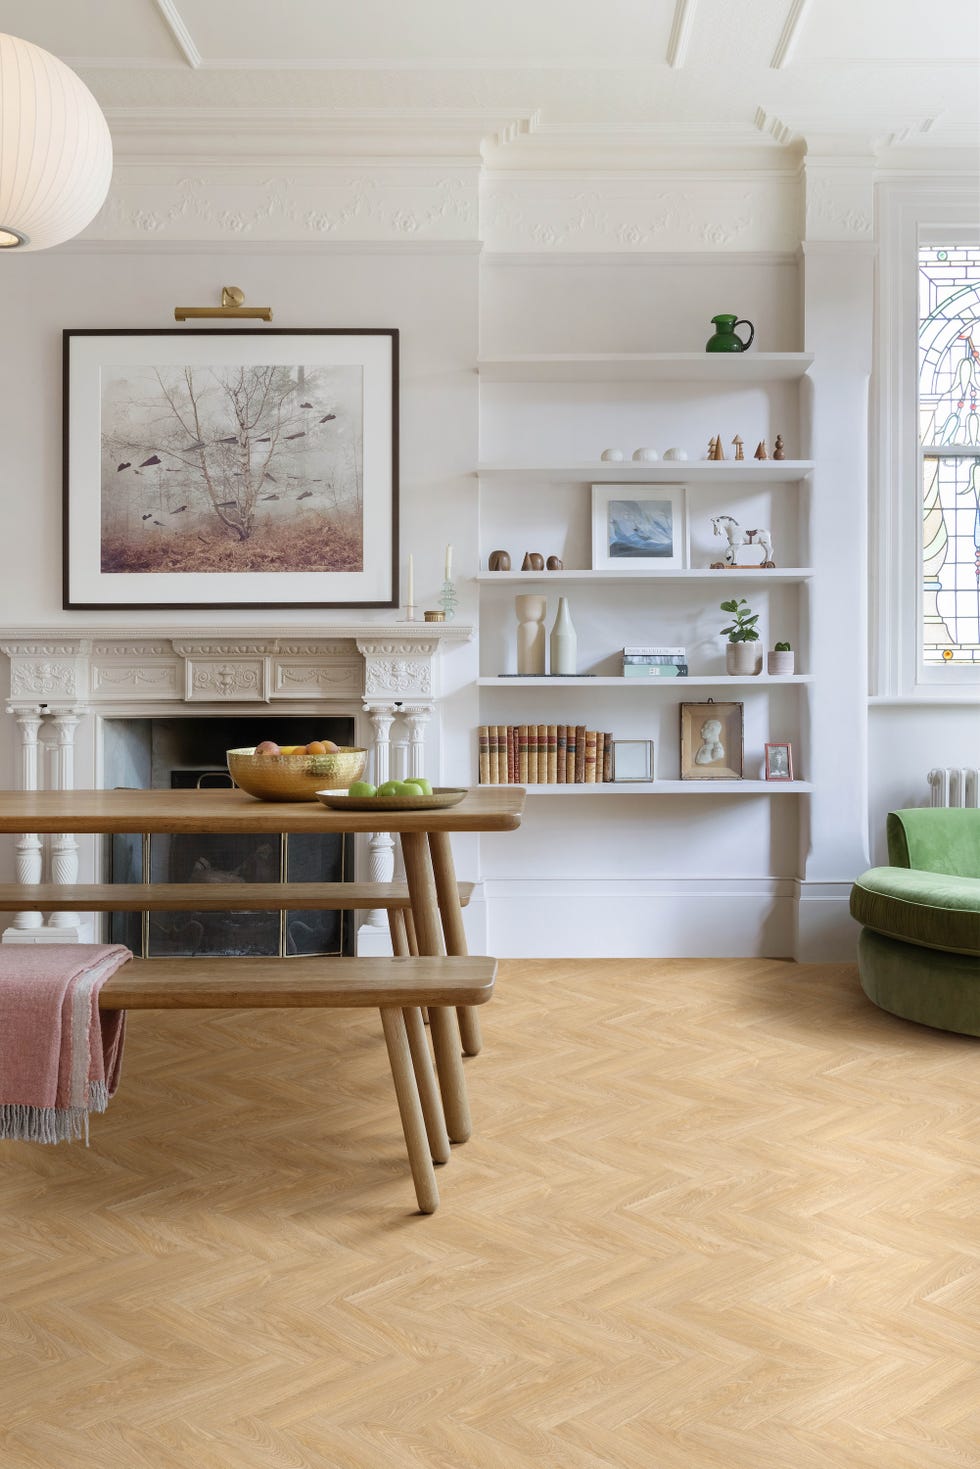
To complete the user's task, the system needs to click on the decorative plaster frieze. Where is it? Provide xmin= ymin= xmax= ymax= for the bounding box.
xmin=9 ymin=663 xmax=78 ymax=698
xmin=172 ymin=640 xmax=276 ymax=657
xmin=87 ymin=167 xmax=479 ymax=243
xmin=187 ymin=660 xmax=267 ymax=701
xmin=92 ymin=663 xmax=180 ymax=695
xmin=362 ymin=660 xmax=433 ymax=698
xmin=803 ymin=171 xmax=873 ymax=242
xmin=273 ymin=661 xmax=362 ymax=697
xmin=481 ymin=172 xmax=801 ymax=253
xmin=92 ymin=642 xmax=171 ymax=657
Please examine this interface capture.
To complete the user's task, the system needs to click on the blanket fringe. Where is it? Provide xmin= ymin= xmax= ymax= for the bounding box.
xmin=0 ymin=1082 xmax=110 ymax=1145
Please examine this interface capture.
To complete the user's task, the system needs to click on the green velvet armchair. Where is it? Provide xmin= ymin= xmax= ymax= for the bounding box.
xmin=850 ymin=808 xmax=980 ymax=1036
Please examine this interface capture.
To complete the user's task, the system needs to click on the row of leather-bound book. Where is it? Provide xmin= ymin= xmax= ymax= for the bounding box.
xmin=478 ymin=725 xmax=614 ymax=785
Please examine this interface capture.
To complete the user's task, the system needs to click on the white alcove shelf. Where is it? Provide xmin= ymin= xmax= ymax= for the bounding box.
xmin=477 ymin=353 xmax=815 ymax=383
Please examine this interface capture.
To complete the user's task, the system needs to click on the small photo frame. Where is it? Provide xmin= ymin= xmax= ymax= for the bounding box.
xmin=591 ymin=485 xmax=688 ymax=572
xmin=680 ymin=701 xmax=744 ymax=780
xmin=765 ymin=742 xmax=794 ymax=781
xmin=612 ymin=739 xmax=654 ymax=782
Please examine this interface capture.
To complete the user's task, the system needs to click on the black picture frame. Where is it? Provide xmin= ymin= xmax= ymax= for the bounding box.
xmin=63 ymin=328 xmax=398 ymax=610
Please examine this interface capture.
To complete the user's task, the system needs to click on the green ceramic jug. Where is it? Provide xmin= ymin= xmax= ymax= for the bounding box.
xmin=705 ymin=314 xmax=755 ymax=353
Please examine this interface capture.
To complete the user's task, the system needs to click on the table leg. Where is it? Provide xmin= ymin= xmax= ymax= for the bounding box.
xmin=428 ymin=829 xmax=483 ymax=1057
xmin=400 ymin=831 xmax=471 ymax=1144
xmin=380 ymin=1008 xmax=439 ymax=1214
xmin=388 ymin=909 xmax=450 ymax=1165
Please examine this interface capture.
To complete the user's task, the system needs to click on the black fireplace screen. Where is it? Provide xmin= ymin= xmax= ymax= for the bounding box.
xmin=108 ymin=769 xmax=353 ymax=959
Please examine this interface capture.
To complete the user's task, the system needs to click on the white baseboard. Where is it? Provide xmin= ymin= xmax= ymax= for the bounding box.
xmin=482 ymin=877 xmax=794 ymax=958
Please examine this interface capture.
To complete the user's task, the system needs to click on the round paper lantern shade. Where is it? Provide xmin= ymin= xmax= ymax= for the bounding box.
xmin=0 ymin=33 xmax=112 ymax=250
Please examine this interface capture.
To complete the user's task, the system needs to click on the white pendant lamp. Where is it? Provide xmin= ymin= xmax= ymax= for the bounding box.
xmin=0 ymin=32 xmax=113 ymax=251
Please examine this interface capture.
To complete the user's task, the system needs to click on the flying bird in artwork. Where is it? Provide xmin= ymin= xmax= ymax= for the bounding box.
xmin=140 ymin=454 xmax=161 ymax=467
xmin=296 ymin=490 xmax=313 ymax=500
xmin=218 ymin=436 xmax=237 ymax=444
xmin=170 ymin=505 xmax=188 ymax=514
xmin=300 ymin=401 xmax=313 ymax=408
xmin=285 ymin=431 xmax=306 ymax=440
xmin=184 ymin=441 xmax=204 ymax=451
xmin=319 ymin=414 xmax=336 ymax=423
xmin=117 ymin=462 xmax=131 ymax=472
xmin=216 ymin=500 xmax=236 ymax=508
xmin=153 ymin=520 xmax=163 ymax=526
xmin=141 ymin=513 xmax=153 ymax=520
xmin=261 ymin=493 xmax=280 ymax=501
xmin=255 ymin=436 xmax=271 ymax=443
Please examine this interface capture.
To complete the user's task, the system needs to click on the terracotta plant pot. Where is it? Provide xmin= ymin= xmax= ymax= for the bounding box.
xmin=726 ymin=642 xmax=761 ymax=676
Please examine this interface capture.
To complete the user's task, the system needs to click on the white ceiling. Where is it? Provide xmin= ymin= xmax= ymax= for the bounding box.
xmin=1 ymin=0 xmax=977 ymax=161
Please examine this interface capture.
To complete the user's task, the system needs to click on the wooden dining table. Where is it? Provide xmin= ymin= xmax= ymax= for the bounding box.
xmin=0 ymin=786 xmax=525 ymax=1143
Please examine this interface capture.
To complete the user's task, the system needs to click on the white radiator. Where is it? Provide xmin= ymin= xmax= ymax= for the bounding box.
xmin=928 ymin=767 xmax=980 ymax=808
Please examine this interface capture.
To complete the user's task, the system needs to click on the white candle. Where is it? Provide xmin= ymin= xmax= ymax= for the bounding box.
xmin=406 ymin=553 xmax=414 ymax=609
xmin=445 ymin=543 xmax=453 ymax=581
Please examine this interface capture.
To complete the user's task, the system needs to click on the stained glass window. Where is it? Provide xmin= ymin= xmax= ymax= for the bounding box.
xmin=919 ymin=245 xmax=980 ymax=666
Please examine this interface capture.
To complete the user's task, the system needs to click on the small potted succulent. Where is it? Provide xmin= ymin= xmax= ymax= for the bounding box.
xmin=720 ymin=598 xmax=761 ymax=675
xmin=768 ymin=641 xmax=795 ymax=676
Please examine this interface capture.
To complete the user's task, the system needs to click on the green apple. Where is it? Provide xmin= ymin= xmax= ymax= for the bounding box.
xmin=402 ymin=777 xmax=433 ymax=795
xmin=347 ymin=780 xmax=377 ymax=797
xmin=377 ymin=779 xmax=413 ymax=796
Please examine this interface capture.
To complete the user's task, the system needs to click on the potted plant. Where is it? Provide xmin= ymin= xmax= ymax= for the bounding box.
xmin=768 ymin=640 xmax=795 ymax=676
xmin=720 ymin=598 xmax=761 ymax=675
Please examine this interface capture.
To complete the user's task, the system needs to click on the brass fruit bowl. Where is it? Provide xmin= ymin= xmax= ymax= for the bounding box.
xmin=227 ymin=747 xmax=367 ymax=802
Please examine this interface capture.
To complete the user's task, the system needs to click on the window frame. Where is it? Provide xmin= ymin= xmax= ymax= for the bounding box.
xmin=873 ymin=181 xmax=980 ymax=699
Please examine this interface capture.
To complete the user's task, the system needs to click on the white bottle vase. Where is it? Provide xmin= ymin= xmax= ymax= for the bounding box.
xmin=550 ymin=596 xmax=577 ymax=676
xmin=516 ymin=594 xmax=547 ymax=675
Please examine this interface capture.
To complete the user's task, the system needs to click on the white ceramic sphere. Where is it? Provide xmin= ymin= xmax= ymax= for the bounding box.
xmin=0 ymin=33 xmax=113 ymax=250
xmin=663 ymin=447 xmax=689 ymax=461
xmin=632 ymin=448 xmax=659 ymax=462
xmin=600 ymin=448 xmax=625 ymax=462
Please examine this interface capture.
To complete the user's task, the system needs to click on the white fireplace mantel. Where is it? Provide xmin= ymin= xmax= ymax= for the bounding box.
xmin=0 ymin=623 xmax=473 ymax=948
xmin=0 ymin=624 xmax=473 ymax=709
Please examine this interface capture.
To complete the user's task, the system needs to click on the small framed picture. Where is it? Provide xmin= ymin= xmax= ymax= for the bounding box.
xmin=765 ymin=742 xmax=794 ymax=781
xmin=680 ymin=701 xmax=744 ymax=780
xmin=591 ymin=485 xmax=688 ymax=572
xmin=612 ymin=739 xmax=654 ymax=782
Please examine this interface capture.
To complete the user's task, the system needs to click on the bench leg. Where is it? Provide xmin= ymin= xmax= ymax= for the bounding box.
xmin=403 ymin=1006 xmax=451 ymax=1164
xmin=400 ymin=832 xmax=472 ymax=1144
xmin=380 ymin=1007 xmax=439 ymax=1215
xmin=429 ymin=830 xmax=483 ymax=1057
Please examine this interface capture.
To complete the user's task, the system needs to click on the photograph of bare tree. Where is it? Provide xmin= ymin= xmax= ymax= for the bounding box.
xmin=100 ymin=363 xmax=363 ymax=575
xmin=64 ymin=330 xmax=398 ymax=609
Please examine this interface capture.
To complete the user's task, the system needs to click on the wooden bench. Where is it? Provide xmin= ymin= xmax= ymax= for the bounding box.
xmin=0 ymin=881 xmax=482 ymax=1056
xmin=97 ymin=954 xmax=496 ymax=1215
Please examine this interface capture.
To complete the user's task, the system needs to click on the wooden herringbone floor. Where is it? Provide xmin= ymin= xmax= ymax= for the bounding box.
xmin=2 ymin=959 xmax=979 ymax=1469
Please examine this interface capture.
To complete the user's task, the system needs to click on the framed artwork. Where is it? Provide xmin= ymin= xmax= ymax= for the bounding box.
xmin=591 ymin=485 xmax=687 ymax=572
xmin=765 ymin=742 xmax=794 ymax=781
xmin=63 ymin=328 xmax=398 ymax=609
xmin=680 ymin=701 xmax=744 ymax=780
xmin=612 ymin=739 xmax=654 ymax=782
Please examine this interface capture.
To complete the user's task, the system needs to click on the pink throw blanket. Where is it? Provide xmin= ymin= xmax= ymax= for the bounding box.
xmin=0 ymin=944 xmax=132 ymax=1144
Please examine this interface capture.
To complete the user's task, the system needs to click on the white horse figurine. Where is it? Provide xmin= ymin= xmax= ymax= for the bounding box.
xmin=710 ymin=515 xmax=775 ymax=569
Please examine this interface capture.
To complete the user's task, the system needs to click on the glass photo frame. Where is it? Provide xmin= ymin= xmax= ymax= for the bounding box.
xmin=612 ymin=739 xmax=654 ymax=782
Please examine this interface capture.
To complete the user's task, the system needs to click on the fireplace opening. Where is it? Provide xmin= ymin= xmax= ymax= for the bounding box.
xmin=102 ymin=715 xmax=356 ymax=959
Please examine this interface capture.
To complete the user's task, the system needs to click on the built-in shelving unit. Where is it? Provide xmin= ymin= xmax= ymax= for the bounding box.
xmin=477 ymin=675 xmax=812 ymax=688
xmin=518 ymin=781 xmax=814 ymax=795
xmin=476 ymin=349 xmax=814 ymax=794
xmin=476 ymin=569 xmax=814 ymax=584
xmin=477 ymin=353 xmax=814 ymax=383
xmin=476 ymin=461 xmax=813 ymax=484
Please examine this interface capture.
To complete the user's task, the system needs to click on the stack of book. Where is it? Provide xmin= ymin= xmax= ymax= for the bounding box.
xmin=621 ymin=645 xmax=688 ymax=677
xmin=478 ymin=725 xmax=614 ymax=785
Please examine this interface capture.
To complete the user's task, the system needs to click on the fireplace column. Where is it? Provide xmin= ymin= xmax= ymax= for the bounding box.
xmin=3 ymin=704 xmax=45 ymax=940
xmin=46 ymin=709 xmax=83 ymax=935
xmin=357 ymin=636 xmax=440 ymax=957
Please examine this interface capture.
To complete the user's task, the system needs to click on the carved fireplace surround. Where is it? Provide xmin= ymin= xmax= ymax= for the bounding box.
xmin=0 ymin=624 xmax=472 ymax=951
